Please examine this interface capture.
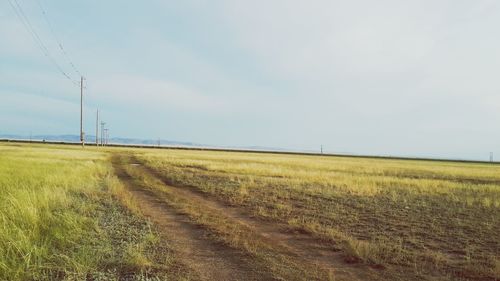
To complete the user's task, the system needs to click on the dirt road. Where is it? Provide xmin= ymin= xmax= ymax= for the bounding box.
xmin=113 ymin=153 xmax=389 ymax=280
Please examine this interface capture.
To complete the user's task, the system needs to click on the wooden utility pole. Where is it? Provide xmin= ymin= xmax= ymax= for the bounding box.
xmin=96 ymin=109 xmax=99 ymax=147
xmin=104 ymin=128 xmax=109 ymax=145
xmin=80 ymin=76 xmax=84 ymax=147
xmin=100 ymin=122 xmax=105 ymax=146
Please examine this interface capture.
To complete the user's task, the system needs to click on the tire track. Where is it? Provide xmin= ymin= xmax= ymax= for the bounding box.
xmin=132 ymin=155 xmax=391 ymax=281
xmin=112 ymin=155 xmax=275 ymax=281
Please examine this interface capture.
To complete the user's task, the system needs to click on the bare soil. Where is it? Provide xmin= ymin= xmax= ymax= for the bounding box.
xmin=113 ymin=156 xmax=274 ymax=281
xmin=113 ymin=153 xmax=402 ymax=280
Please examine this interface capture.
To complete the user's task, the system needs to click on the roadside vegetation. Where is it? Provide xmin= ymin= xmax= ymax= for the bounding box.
xmin=116 ymin=154 xmax=336 ymax=281
xmin=0 ymin=144 xmax=186 ymax=280
xmin=1 ymin=142 xmax=498 ymax=280
xmin=136 ymin=149 xmax=500 ymax=280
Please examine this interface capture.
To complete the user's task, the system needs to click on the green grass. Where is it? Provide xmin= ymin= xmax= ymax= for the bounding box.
xmin=135 ymin=149 xmax=500 ymax=280
xmin=0 ymin=144 xmax=183 ymax=280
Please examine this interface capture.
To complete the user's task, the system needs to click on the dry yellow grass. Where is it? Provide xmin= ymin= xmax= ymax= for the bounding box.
xmin=118 ymin=155 xmax=334 ymax=280
xmin=0 ymin=144 xmax=185 ymax=280
xmin=135 ymin=149 xmax=500 ymax=280
xmin=1 ymin=142 xmax=498 ymax=280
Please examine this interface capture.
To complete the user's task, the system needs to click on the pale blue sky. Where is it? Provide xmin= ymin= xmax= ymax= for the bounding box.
xmin=1 ymin=0 xmax=500 ymax=160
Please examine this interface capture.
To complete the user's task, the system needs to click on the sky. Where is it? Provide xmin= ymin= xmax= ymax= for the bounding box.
xmin=1 ymin=0 xmax=500 ymax=160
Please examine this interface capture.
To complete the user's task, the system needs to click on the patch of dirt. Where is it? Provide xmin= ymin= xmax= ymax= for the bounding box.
xmin=113 ymin=156 xmax=274 ymax=281
xmin=130 ymin=155 xmax=392 ymax=281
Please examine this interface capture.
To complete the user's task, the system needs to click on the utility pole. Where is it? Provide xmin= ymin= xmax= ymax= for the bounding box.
xmin=158 ymin=138 xmax=161 ymax=147
xmin=80 ymin=76 xmax=85 ymax=147
xmin=100 ymin=122 xmax=105 ymax=146
xmin=104 ymin=128 xmax=109 ymax=145
xmin=490 ymin=152 xmax=494 ymax=163
xmin=321 ymin=145 xmax=323 ymax=154
xmin=95 ymin=109 xmax=99 ymax=147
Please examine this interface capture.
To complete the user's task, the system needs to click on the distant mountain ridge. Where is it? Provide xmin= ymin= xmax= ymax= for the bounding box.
xmin=0 ymin=134 xmax=495 ymax=163
xmin=0 ymin=134 xmax=199 ymax=147
xmin=0 ymin=134 xmax=287 ymax=152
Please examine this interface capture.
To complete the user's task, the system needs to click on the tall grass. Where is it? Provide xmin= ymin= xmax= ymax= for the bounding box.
xmin=0 ymin=144 xmax=175 ymax=280
xmin=136 ymin=149 xmax=500 ymax=280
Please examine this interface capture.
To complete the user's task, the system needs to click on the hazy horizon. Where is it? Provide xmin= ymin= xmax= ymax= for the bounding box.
xmin=2 ymin=1 xmax=500 ymax=161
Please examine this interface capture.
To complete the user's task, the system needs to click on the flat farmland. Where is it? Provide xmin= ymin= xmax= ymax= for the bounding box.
xmin=1 ymin=142 xmax=498 ymax=280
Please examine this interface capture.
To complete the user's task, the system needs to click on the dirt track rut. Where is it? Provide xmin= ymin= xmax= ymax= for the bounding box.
xmin=128 ymin=155 xmax=391 ymax=281
xmin=139 ymin=166 xmax=375 ymax=279
xmin=113 ymin=156 xmax=274 ymax=281
xmin=114 ymin=153 xmax=395 ymax=280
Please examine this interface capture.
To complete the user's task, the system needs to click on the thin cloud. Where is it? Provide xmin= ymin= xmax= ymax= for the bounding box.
xmin=92 ymin=74 xmax=227 ymax=112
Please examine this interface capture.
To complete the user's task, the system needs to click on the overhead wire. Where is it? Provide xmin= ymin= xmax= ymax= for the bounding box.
xmin=35 ymin=0 xmax=83 ymax=78
xmin=7 ymin=0 xmax=80 ymax=87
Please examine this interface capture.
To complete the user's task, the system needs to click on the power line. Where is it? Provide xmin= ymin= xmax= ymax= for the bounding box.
xmin=9 ymin=0 xmax=78 ymax=85
xmin=35 ymin=0 xmax=83 ymax=78
xmin=7 ymin=0 xmax=79 ymax=87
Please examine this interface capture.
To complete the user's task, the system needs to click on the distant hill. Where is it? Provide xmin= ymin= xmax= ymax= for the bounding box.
xmin=0 ymin=134 xmax=289 ymax=152
xmin=0 ymin=134 xmax=494 ymax=163
xmin=0 ymin=134 xmax=199 ymax=147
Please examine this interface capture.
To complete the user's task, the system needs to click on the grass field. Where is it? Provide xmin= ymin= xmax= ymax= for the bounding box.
xmin=135 ymin=149 xmax=500 ymax=280
xmin=0 ymin=144 xmax=188 ymax=280
xmin=0 ymin=142 xmax=498 ymax=280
